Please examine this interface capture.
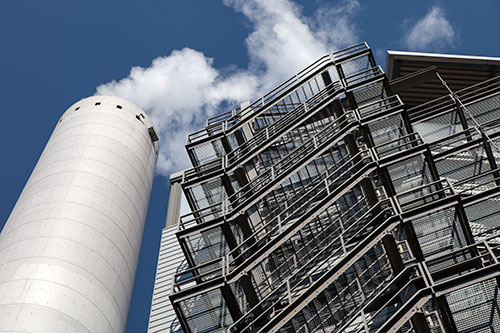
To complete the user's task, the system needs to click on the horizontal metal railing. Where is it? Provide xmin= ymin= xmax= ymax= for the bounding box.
xmin=374 ymin=132 xmax=423 ymax=158
xmin=452 ymin=168 xmax=500 ymax=195
xmin=177 ymin=201 xmax=226 ymax=231
xmin=171 ymin=257 xmax=225 ymax=293
xmin=225 ymin=151 xmax=373 ymax=273
xmin=331 ymin=42 xmax=370 ymax=61
xmin=229 ymin=202 xmax=393 ymax=332
xmin=344 ymin=65 xmax=383 ymax=87
xmin=182 ymin=65 xmax=385 ymax=184
xmin=201 ymin=42 xmax=370 ymax=130
xmin=225 ymin=81 xmax=341 ymax=165
xmin=409 ymin=75 xmax=500 ymax=122
xmin=356 ymin=94 xmax=403 ymax=119
xmin=428 ymin=127 xmax=481 ymax=153
xmin=395 ymin=179 xmax=453 ymax=212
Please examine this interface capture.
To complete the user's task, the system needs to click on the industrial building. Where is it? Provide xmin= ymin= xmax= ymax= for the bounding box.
xmin=149 ymin=43 xmax=500 ymax=332
xmin=0 ymin=96 xmax=159 ymax=332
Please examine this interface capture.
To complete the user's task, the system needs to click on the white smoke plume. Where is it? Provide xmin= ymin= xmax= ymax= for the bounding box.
xmin=96 ymin=0 xmax=359 ymax=176
xmin=403 ymin=6 xmax=457 ymax=51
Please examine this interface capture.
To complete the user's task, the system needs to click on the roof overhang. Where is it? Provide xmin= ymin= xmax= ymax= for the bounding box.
xmin=386 ymin=50 xmax=500 ymax=80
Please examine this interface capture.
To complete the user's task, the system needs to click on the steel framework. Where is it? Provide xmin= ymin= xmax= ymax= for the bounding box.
xmin=166 ymin=43 xmax=500 ymax=332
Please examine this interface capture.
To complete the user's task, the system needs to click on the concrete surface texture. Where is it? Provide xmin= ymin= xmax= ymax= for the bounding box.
xmin=0 ymin=95 xmax=158 ymax=332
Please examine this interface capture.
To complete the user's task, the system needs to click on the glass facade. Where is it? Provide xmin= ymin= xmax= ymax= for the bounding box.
xmin=156 ymin=43 xmax=500 ymax=332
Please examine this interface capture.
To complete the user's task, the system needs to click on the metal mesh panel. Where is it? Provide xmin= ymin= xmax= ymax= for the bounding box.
xmin=411 ymin=207 xmax=467 ymax=260
xmin=188 ymin=138 xmax=226 ymax=167
xmin=352 ymin=80 xmax=387 ymax=107
xmin=413 ymin=109 xmax=463 ymax=143
xmin=184 ymin=177 xmax=225 ymax=211
xmin=368 ymin=113 xmax=408 ymax=146
xmin=436 ymin=145 xmax=492 ymax=194
xmin=178 ymin=288 xmax=233 ymax=333
xmin=465 ymin=93 xmax=500 ymax=128
xmin=388 ymin=155 xmax=433 ymax=194
xmin=340 ymin=54 xmax=372 ymax=77
xmin=446 ymin=278 xmax=500 ymax=332
xmin=181 ymin=226 xmax=228 ymax=267
xmin=465 ymin=193 xmax=500 ymax=241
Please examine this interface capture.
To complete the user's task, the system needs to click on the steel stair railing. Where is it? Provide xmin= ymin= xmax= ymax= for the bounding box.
xmin=226 ymin=202 xmax=393 ymax=332
xmin=374 ymin=239 xmax=500 ymax=332
xmin=173 ymin=151 xmax=375 ymax=294
xmin=182 ymin=66 xmax=385 ymax=185
xmin=326 ymin=265 xmax=421 ymax=333
xmin=249 ymin=195 xmax=373 ymax=298
xmin=231 ymin=210 xmax=400 ymax=333
xmin=225 ymin=151 xmax=375 ymax=281
xmin=179 ymin=117 xmax=360 ymax=235
xmin=182 ymin=80 xmax=342 ymax=184
xmin=250 ymin=180 xmax=456 ymax=332
xmin=179 ymin=93 xmax=403 ymax=234
xmin=188 ymin=42 xmax=371 ymax=145
xmin=176 ymin=113 xmax=356 ymax=233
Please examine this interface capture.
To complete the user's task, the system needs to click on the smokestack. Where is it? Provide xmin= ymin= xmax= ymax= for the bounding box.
xmin=0 ymin=96 xmax=158 ymax=332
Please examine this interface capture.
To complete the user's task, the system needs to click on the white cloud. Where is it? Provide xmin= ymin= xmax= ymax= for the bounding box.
xmin=96 ymin=0 xmax=359 ymax=176
xmin=403 ymin=6 xmax=457 ymax=51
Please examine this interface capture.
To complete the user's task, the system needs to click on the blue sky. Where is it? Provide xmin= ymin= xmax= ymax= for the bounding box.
xmin=1 ymin=0 xmax=500 ymax=331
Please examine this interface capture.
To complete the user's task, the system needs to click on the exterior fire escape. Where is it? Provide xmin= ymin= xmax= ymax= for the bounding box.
xmin=167 ymin=43 xmax=500 ymax=332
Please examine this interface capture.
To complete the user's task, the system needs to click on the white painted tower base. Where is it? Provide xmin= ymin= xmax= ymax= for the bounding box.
xmin=0 ymin=96 xmax=158 ymax=332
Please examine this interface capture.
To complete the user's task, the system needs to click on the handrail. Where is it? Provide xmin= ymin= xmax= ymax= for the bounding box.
xmin=187 ymin=46 xmax=373 ymax=146
xmin=227 ymin=110 xmax=352 ymax=206
xmin=171 ymin=257 xmax=224 ymax=293
xmin=229 ymin=202 xmax=392 ymax=332
xmin=177 ymin=201 xmax=225 ymax=231
xmin=374 ymin=132 xmax=423 ymax=157
xmin=344 ymin=65 xmax=382 ymax=86
xmin=396 ymin=178 xmax=452 ymax=210
xmin=226 ymin=150 xmax=373 ymax=272
xmin=225 ymin=81 xmax=343 ymax=166
xmin=357 ymin=94 xmax=402 ymax=119
xmin=332 ymin=42 xmax=369 ymax=61
xmin=452 ymin=169 xmax=500 ymax=195
xmin=182 ymin=66 xmax=386 ymax=186
xmin=409 ymin=75 xmax=500 ymax=122
xmin=204 ymin=42 xmax=370 ymax=129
